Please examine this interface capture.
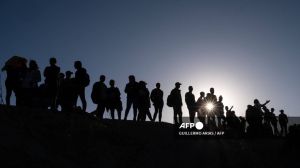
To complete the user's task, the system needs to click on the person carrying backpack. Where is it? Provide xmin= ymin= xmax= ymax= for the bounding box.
xmin=74 ymin=61 xmax=90 ymax=112
xmin=91 ymin=75 xmax=107 ymax=120
xmin=169 ymin=82 xmax=183 ymax=125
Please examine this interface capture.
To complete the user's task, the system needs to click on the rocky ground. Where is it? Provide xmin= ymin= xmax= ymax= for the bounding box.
xmin=0 ymin=105 xmax=299 ymax=168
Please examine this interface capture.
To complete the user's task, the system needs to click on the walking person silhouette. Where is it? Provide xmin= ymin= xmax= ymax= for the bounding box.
xmin=137 ymin=81 xmax=152 ymax=121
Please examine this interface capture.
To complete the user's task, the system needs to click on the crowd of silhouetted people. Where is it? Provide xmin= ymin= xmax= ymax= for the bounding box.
xmin=1 ymin=56 xmax=292 ymax=137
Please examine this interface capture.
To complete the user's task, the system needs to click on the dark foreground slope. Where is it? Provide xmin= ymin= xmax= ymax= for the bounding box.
xmin=0 ymin=105 xmax=299 ymax=168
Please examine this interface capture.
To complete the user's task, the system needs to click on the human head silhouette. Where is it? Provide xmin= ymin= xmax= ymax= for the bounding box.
xmin=225 ymin=106 xmax=229 ymax=111
xmin=129 ymin=75 xmax=135 ymax=83
xmin=49 ymin=57 xmax=57 ymax=66
xmin=100 ymin=75 xmax=105 ymax=82
xmin=280 ymin=109 xmax=284 ymax=114
xmin=210 ymin=88 xmax=215 ymax=94
xmin=139 ymin=81 xmax=147 ymax=88
xmin=156 ymin=83 xmax=160 ymax=89
xmin=65 ymin=71 xmax=73 ymax=79
xmin=29 ymin=60 xmax=38 ymax=70
xmin=109 ymin=79 xmax=115 ymax=87
xmin=271 ymin=108 xmax=275 ymax=113
xmin=74 ymin=61 xmax=82 ymax=70
xmin=58 ymin=73 xmax=65 ymax=80
xmin=200 ymin=91 xmax=205 ymax=97
xmin=254 ymin=99 xmax=259 ymax=105
xmin=175 ymin=82 xmax=181 ymax=89
xmin=188 ymin=86 xmax=193 ymax=92
xmin=219 ymin=95 xmax=223 ymax=102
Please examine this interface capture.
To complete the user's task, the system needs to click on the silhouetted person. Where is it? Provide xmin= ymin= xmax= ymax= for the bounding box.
xmin=2 ymin=56 xmax=27 ymax=106
xmin=253 ymin=99 xmax=270 ymax=125
xmin=225 ymin=106 xmax=233 ymax=119
xmin=170 ymin=82 xmax=183 ymax=125
xmin=279 ymin=109 xmax=288 ymax=136
xmin=124 ymin=75 xmax=139 ymax=121
xmin=59 ymin=71 xmax=77 ymax=113
xmin=227 ymin=110 xmax=241 ymax=136
xmin=270 ymin=108 xmax=279 ymax=136
xmin=216 ymin=95 xmax=225 ymax=128
xmin=44 ymin=57 xmax=60 ymax=110
xmin=185 ymin=86 xmax=196 ymax=123
xmin=262 ymin=106 xmax=272 ymax=125
xmin=74 ymin=61 xmax=89 ymax=112
xmin=206 ymin=88 xmax=217 ymax=102
xmin=137 ymin=81 xmax=152 ymax=121
xmin=107 ymin=80 xmax=122 ymax=120
xmin=21 ymin=60 xmax=41 ymax=107
xmin=196 ymin=92 xmax=206 ymax=125
xmin=150 ymin=83 xmax=164 ymax=122
xmin=205 ymin=88 xmax=217 ymax=127
xmin=91 ymin=75 xmax=107 ymax=120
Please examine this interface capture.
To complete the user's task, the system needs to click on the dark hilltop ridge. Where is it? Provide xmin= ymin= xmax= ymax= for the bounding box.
xmin=0 ymin=105 xmax=299 ymax=168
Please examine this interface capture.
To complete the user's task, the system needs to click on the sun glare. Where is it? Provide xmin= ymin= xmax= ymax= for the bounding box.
xmin=206 ymin=102 xmax=214 ymax=112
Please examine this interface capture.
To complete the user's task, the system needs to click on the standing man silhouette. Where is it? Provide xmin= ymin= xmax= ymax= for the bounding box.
xmin=44 ymin=57 xmax=60 ymax=111
xmin=137 ymin=81 xmax=152 ymax=121
xmin=216 ymin=95 xmax=225 ymax=128
xmin=270 ymin=108 xmax=279 ymax=136
xmin=185 ymin=86 xmax=196 ymax=123
xmin=107 ymin=80 xmax=122 ymax=120
xmin=150 ymin=83 xmax=164 ymax=122
xmin=74 ymin=61 xmax=89 ymax=112
xmin=196 ymin=92 xmax=206 ymax=125
xmin=279 ymin=109 xmax=288 ymax=136
xmin=91 ymin=75 xmax=107 ymax=120
xmin=170 ymin=82 xmax=183 ymax=125
xmin=124 ymin=75 xmax=139 ymax=121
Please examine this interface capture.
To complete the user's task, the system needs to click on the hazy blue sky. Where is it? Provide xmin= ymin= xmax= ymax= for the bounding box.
xmin=1 ymin=0 xmax=300 ymax=123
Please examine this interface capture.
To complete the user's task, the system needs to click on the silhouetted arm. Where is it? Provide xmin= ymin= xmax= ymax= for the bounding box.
xmin=229 ymin=106 xmax=233 ymax=111
xmin=262 ymin=100 xmax=270 ymax=106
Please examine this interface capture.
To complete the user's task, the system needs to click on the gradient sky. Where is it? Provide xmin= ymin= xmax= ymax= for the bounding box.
xmin=1 ymin=0 xmax=300 ymax=123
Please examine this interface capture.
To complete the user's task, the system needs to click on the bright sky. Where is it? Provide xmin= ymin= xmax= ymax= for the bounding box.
xmin=1 ymin=0 xmax=300 ymax=123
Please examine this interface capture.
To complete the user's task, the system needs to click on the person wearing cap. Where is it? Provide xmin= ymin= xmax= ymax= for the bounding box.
xmin=170 ymin=82 xmax=183 ymax=124
xmin=137 ymin=81 xmax=152 ymax=121
xmin=278 ymin=109 xmax=288 ymax=136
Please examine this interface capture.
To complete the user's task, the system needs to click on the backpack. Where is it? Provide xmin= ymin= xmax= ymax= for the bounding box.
xmin=82 ymin=72 xmax=90 ymax=87
xmin=167 ymin=94 xmax=173 ymax=107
